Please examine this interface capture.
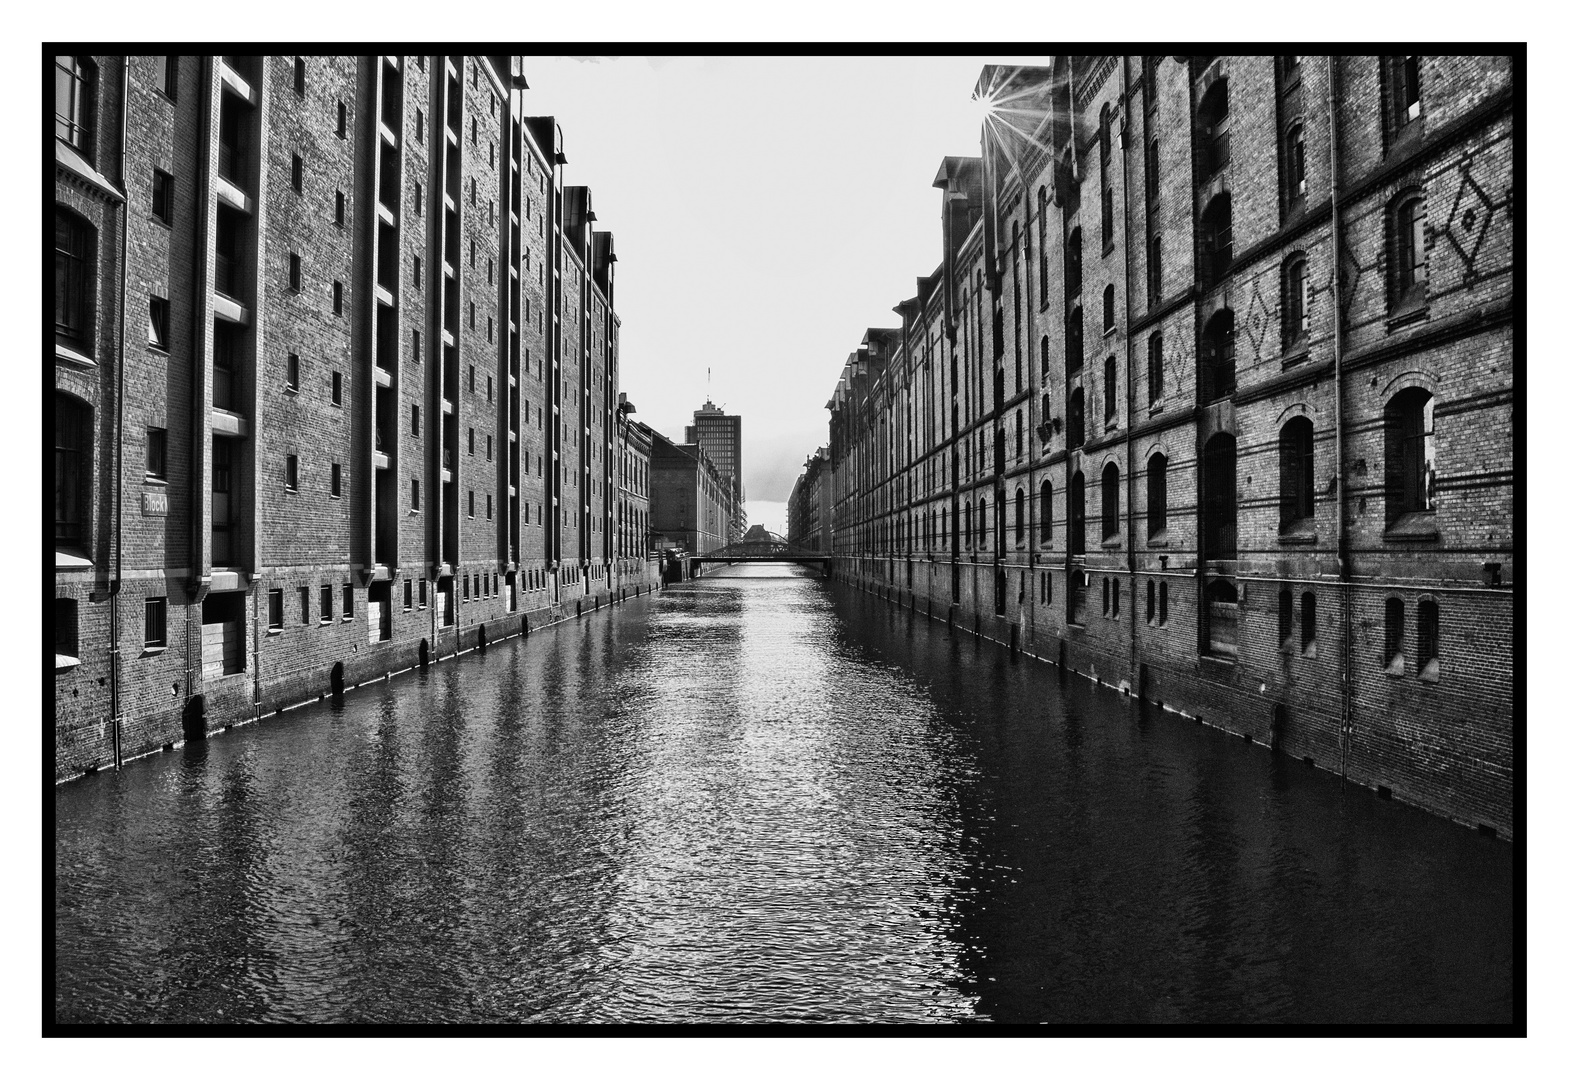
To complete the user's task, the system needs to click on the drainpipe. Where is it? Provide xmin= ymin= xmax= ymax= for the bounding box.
xmin=110 ymin=55 xmax=131 ymax=769
xmin=1119 ymin=54 xmax=1138 ymax=687
xmin=1329 ymin=55 xmax=1352 ymax=783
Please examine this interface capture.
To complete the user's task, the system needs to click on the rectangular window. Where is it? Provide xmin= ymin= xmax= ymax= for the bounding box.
xmin=415 ymin=107 xmax=424 ymax=144
xmin=487 ymin=494 xmax=493 ymax=520
xmin=468 ymin=365 xmax=476 ymax=393
xmin=412 ymin=329 xmax=421 ymax=364
xmin=486 ymin=434 xmax=493 ymax=461
xmin=285 ymin=453 xmax=299 ymax=491
xmin=414 ymin=181 xmax=424 ymax=217
xmin=333 ymin=280 xmax=343 ymax=316
xmin=146 ymin=427 xmax=167 ymax=480
xmin=1385 ymin=597 xmax=1406 ymax=670
xmin=411 ymin=477 xmax=420 ymax=510
xmin=487 ymin=376 xmax=494 ymax=403
xmin=155 ymin=55 xmax=177 ymax=99
xmin=1301 ymin=592 xmax=1316 ymax=653
xmin=419 ymin=578 xmax=427 ymax=608
xmin=413 ymin=256 xmax=421 ymax=287
xmin=292 ymin=153 xmax=303 ymax=194
xmin=144 ymin=597 xmax=167 ymax=649
xmin=343 ymin=583 xmax=353 ymax=620
xmin=320 ymin=584 xmax=333 ymax=622
xmin=331 ymin=462 xmax=341 ymax=498
xmin=268 ymin=588 xmax=283 ymax=630
xmin=294 ymin=56 xmax=305 ymax=96
xmin=299 ymin=586 xmax=311 ymax=625
xmin=331 ymin=370 xmax=343 ymax=405
xmin=468 ymin=490 xmax=475 ymax=517
xmin=468 ymin=427 xmax=475 ymax=455
xmin=411 ymin=404 xmax=420 ymax=436
xmin=335 ymin=190 xmax=345 ymax=227
xmin=289 ymin=252 xmax=302 ymax=291
xmin=404 ymin=579 xmax=413 ymax=611
xmin=337 ymin=100 xmax=347 ymax=139
xmin=152 ymin=169 xmax=173 ymax=224
xmin=148 ymin=296 xmax=170 ymax=350
xmin=287 ymin=352 xmax=300 ymax=392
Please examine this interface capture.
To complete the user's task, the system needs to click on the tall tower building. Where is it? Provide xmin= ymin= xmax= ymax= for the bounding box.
xmin=685 ymin=398 xmax=745 ymax=539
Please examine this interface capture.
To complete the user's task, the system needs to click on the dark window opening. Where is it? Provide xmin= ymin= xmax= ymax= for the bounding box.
xmin=1385 ymin=596 xmax=1406 ymax=671
xmin=1385 ymin=388 xmax=1437 ymax=522
xmin=55 ymin=393 xmax=91 ymax=553
xmin=1200 ymin=308 xmax=1236 ymax=403
xmin=1200 ymin=193 xmax=1233 ymax=287
xmin=55 ymin=208 xmax=93 ymax=349
xmin=1068 ymin=387 xmax=1085 ymax=450
xmin=1148 ymin=332 xmax=1164 ymax=404
xmin=1280 ymin=417 xmax=1315 ymax=529
xmin=1147 ymin=453 xmax=1167 ymax=538
xmin=1197 ymin=78 xmax=1230 ymax=180
xmin=1101 ymin=462 xmax=1120 ymax=540
xmin=1069 ymin=471 xmax=1086 ymax=556
xmin=1202 ymin=433 xmax=1237 ymax=559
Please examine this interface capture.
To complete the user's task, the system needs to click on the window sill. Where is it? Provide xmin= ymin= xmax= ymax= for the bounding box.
xmin=151 ymin=214 xmax=172 ymax=230
xmin=1278 ymin=524 xmax=1318 ymax=545
xmin=1103 ymin=326 xmax=1116 ymax=338
xmin=1301 ymin=643 xmax=1318 ymax=659
xmin=1148 ymin=401 xmax=1163 ymax=416
xmin=148 ymin=341 xmax=170 ymax=354
xmin=1281 ymin=347 xmax=1310 ymax=368
xmin=144 ymin=476 xmax=168 ymax=487
xmin=141 ymin=646 xmax=167 ymax=657
xmin=56 ymin=342 xmax=97 ymax=368
xmin=1386 ymin=302 xmax=1428 ymax=331
xmin=55 ymin=654 xmax=81 ymax=673
xmin=1384 ymin=512 xmax=1438 ymax=541
xmin=319 ymin=617 xmax=334 ymax=626
xmin=267 ymin=627 xmax=283 ymax=636
xmin=342 ymin=614 xmax=354 ymax=622
xmin=56 ymin=551 xmax=94 ymax=571
xmin=1147 ymin=535 xmax=1169 ymax=549
xmin=1101 ymin=538 xmax=1122 ymax=550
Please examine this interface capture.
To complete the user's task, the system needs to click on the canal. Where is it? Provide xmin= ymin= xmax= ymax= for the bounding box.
xmin=54 ymin=564 xmax=1513 ymax=1024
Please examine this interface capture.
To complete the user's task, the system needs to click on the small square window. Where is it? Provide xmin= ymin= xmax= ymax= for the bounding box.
xmin=144 ymin=597 xmax=167 ymax=649
xmin=152 ymin=169 xmax=173 ymax=225
xmin=289 ymin=252 xmax=302 ymax=291
xmin=148 ymin=296 xmax=170 ymax=350
xmin=335 ymin=190 xmax=345 ymax=227
xmin=333 ymin=280 xmax=344 ymax=316
xmin=146 ymin=427 xmax=167 ymax=480
xmin=331 ymin=462 xmax=341 ymax=498
xmin=292 ymin=153 xmax=303 ymax=194
xmin=331 ymin=370 xmax=342 ymax=405
xmin=286 ymin=353 xmax=300 ymax=392
xmin=285 ymin=453 xmax=299 ymax=491
xmin=294 ymin=57 xmax=306 ymax=96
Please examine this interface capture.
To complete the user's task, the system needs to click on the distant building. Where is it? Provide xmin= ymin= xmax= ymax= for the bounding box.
xmin=617 ymin=394 xmax=651 ymax=566
xmin=787 ymin=447 xmax=828 ymax=551
xmin=644 ymin=422 xmax=734 ymax=555
xmin=685 ymin=398 xmax=745 ymax=541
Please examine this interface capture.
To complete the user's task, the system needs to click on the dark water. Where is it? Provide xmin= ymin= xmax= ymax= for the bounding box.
xmin=54 ymin=565 xmax=1513 ymax=1024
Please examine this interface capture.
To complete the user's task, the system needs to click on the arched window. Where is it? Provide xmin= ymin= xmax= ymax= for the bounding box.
xmin=1390 ymin=192 xmax=1427 ymax=310
xmin=1066 ymin=306 xmax=1084 ymax=372
xmin=1148 ymin=331 xmax=1164 ymax=404
xmin=1200 ymin=308 xmax=1236 ymax=403
xmin=1197 ymin=78 xmax=1230 ymax=180
xmin=1200 ymin=193 xmax=1234 ymax=286
xmin=964 ymin=500 xmax=972 ymax=549
xmin=1068 ymin=387 xmax=1085 ymax=449
xmin=1101 ymin=181 xmax=1114 ymax=254
xmin=1100 ymin=103 xmax=1112 ymax=167
xmin=978 ymin=497 xmax=988 ymax=549
xmin=1102 ymin=462 xmax=1120 ymax=540
xmin=1279 ymin=416 xmax=1315 ymax=529
xmin=1103 ymin=283 xmax=1116 ymax=335
xmin=1147 ymin=452 xmax=1168 ymax=538
xmin=1069 ymin=471 xmax=1086 ymax=556
xmin=1040 ymin=480 xmax=1053 ymax=541
xmin=54 ymin=55 xmax=96 ymax=158
xmin=1282 ymin=254 xmax=1307 ymax=350
xmin=1384 ymin=387 xmax=1436 ymax=522
xmin=1104 ymin=357 xmax=1117 ymax=425
xmin=1014 ymin=487 xmax=1025 ymax=543
xmin=1202 ymin=433 xmax=1237 ymax=559
xmin=54 ymin=207 xmax=94 ymax=352
xmin=1066 ymin=227 xmax=1082 ymax=300
xmin=55 ymin=392 xmax=92 ymax=554
xmin=1384 ymin=596 xmax=1406 ymax=672
xmin=1285 ymin=122 xmax=1307 ymax=208
xmin=1416 ymin=597 xmax=1440 ymax=680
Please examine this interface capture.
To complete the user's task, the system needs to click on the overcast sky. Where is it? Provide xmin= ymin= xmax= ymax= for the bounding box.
xmin=522 ymin=55 xmax=1050 ymax=533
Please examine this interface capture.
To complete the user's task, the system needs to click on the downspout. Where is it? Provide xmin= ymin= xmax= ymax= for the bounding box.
xmin=1119 ymin=54 xmax=1138 ymax=687
xmin=110 ymin=55 xmax=131 ymax=769
xmin=1329 ymin=55 xmax=1352 ymax=783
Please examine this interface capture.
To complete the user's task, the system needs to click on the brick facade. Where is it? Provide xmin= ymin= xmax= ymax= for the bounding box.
xmin=810 ymin=56 xmax=1515 ymax=838
xmin=54 ymin=55 xmax=654 ymax=782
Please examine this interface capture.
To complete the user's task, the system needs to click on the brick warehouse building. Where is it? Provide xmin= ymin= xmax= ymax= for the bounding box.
xmin=53 ymin=54 xmax=659 ymax=781
xmin=812 ymin=56 xmax=1514 ymax=837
